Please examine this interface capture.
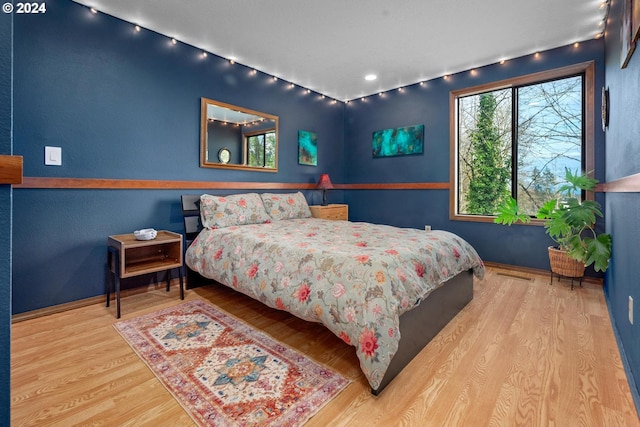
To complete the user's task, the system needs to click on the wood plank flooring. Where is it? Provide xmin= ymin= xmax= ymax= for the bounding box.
xmin=11 ymin=267 xmax=640 ymax=426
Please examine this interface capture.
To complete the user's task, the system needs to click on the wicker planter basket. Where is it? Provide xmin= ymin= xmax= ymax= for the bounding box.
xmin=548 ymin=246 xmax=585 ymax=278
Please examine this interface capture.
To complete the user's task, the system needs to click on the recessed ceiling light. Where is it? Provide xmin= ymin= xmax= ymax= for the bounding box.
xmin=364 ymin=74 xmax=377 ymax=81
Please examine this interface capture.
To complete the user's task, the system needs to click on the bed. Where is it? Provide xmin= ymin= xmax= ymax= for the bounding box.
xmin=182 ymin=192 xmax=485 ymax=394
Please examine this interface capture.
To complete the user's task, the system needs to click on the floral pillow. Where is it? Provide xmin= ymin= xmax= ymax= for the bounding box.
xmin=200 ymin=193 xmax=271 ymax=229
xmin=260 ymin=192 xmax=312 ymax=221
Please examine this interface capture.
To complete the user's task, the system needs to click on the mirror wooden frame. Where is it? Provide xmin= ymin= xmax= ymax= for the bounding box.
xmin=200 ymin=97 xmax=278 ymax=172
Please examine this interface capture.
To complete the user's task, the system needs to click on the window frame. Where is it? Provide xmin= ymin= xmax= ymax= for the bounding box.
xmin=449 ymin=61 xmax=595 ymax=224
xmin=243 ymin=128 xmax=277 ymax=168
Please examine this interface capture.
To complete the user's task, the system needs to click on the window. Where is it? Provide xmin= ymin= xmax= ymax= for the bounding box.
xmin=450 ymin=62 xmax=595 ymax=222
xmin=245 ymin=129 xmax=276 ymax=168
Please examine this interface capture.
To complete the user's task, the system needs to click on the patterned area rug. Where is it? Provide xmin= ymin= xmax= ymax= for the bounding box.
xmin=114 ymin=300 xmax=350 ymax=427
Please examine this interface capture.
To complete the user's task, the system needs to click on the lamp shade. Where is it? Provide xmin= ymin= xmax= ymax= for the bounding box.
xmin=316 ymin=173 xmax=334 ymax=190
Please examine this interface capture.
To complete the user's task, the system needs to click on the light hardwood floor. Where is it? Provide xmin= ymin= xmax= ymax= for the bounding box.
xmin=11 ymin=267 xmax=640 ymax=426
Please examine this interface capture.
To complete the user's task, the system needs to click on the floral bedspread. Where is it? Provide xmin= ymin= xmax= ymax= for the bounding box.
xmin=185 ymin=219 xmax=485 ymax=390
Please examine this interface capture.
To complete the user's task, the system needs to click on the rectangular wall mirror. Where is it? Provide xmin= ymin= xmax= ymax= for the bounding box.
xmin=200 ymin=98 xmax=278 ymax=172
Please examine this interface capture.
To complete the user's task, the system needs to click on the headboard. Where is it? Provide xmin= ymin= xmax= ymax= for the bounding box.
xmin=181 ymin=194 xmax=203 ymax=242
xmin=181 ymin=194 xmax=212 ymax=288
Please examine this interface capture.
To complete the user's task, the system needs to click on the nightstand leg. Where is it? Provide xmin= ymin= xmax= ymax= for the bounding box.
xmin=166 ymin=269 xmax=171 ymax=292
xmin=110 ymin=247 xmax=121 ymax=319
xmin=106 ymin=257 xmax=111 ymax=307
xmin=115 ymin=274 xmax=121 ymax=318
xmin=106 ymin=282 xmax=110 ymax=307
xmin=106 ymin=247 xmax=116 ymax=308
xmin=179 ymin=270 xmax=184 ymax=300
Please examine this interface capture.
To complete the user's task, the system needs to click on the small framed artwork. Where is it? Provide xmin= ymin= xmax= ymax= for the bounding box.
xmin=298 ymin=130 xmax=318 ymax=166
xmin=372 ymin=124 xmax=424 ymax=158
xmin=621 ymin=0 xmax=637 ymax=68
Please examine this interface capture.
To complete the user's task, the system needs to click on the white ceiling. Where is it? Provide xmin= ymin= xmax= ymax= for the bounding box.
xmin=72 ymin=0 xmax=609 ymax=102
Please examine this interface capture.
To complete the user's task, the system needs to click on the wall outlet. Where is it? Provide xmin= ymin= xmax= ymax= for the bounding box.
xmin=424 ymin=225 xmax=431 ymax=232
xmin=630 ymin=296 xmax=634 ymax=325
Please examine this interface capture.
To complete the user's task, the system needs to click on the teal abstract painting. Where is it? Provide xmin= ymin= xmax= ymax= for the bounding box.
xmin=298 ymin=130 xmax=318 ymax=166
xmin=372 ymin=124 xmax=424 ymax=158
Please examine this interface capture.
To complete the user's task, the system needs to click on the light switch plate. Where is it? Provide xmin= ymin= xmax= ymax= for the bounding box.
xmin=45 ymin=146 xmax=62 ymax=166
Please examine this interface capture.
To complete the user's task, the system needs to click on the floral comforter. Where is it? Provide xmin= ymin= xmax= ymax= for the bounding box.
xmin=185 ymin=218 xmax=485 ymax=390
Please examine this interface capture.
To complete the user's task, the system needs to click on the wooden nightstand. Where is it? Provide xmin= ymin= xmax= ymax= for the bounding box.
xmin=107 ymin=230 xmax=184 ymax=318
xmin=309 ymin=204 xmax=348 ymax=221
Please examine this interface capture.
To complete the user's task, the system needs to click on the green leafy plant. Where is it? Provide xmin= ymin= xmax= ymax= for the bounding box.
xmin=494 ymin=168 xmax=612 ymax=272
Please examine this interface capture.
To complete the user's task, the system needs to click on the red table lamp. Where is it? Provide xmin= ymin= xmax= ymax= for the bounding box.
xmin=316 ymin=173 xmax=334 ymax=206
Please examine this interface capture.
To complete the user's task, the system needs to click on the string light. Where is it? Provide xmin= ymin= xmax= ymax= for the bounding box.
xmin=83 ymin=5 xmax=342 ymax=105
xmin=598 ymin=0 xmax=609 ymax=39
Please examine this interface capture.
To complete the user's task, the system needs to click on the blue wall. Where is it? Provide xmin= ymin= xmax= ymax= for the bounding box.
xmin=603 ymin=0 xmax=640 ymax=409
xmin=0 ymin=7 xmax=13 ymax=426
xmin=343 ymin=41 xmax=606 ymax=272
xmin=11 ymin=0 xmax=344 ymax=313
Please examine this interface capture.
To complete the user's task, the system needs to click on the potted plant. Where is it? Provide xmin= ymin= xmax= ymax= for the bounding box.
xmin=494 ymin=168 xmax=612 ymax=275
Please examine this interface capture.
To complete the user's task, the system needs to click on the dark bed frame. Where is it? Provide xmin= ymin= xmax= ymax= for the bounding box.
xmin=181 ymin=194 xmax=474 ymax=395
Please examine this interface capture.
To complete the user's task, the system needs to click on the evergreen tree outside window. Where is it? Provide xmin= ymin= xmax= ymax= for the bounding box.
xmin=461 ymin=91 xmax=512 ymax=215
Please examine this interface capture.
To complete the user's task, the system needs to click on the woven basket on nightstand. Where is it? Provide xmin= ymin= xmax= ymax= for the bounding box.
xmin=548 ymin=246 xmax=585 ymax=278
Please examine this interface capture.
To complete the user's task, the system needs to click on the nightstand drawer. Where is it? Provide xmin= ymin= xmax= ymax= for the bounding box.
xmin=309 ymin=204 xmax=348 ymax=221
